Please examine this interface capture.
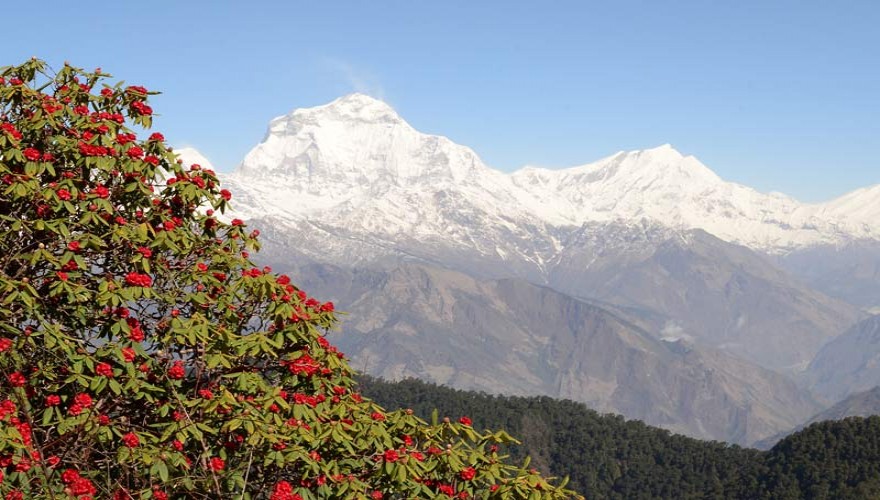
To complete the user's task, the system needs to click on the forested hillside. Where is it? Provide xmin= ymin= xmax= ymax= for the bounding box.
xmin=358 ymin=376 xmax=880 ymax=499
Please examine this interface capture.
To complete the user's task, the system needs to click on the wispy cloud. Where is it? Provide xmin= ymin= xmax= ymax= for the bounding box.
xmin=320 ymin=57 xmax=387 ymax=102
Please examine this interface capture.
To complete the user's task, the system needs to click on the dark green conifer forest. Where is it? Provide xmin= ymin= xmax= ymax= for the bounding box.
xmin=358 ymin=376 xmax=880 ymax=499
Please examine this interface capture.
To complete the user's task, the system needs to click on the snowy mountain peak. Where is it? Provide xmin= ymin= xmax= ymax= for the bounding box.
xmin=220 ymin=95 xmax=880 ymax=254
xmin=173 ymin=147 xmax=216 ymax=170
xmin=636 ymin=144 xmax=693 ymax=167
xmin=509 ymin=143 xmax=724 ymax=224
xmin=634 ymin=142 xmax=681 ymax=159
xmin=819 ymin=184 xmax=880 ymax=225
xmin=575 ymin=144 xmax=718 ymax=184
xmin=227 ymin=95 xmax=497 ymax=219
xmin=298 ymin=93 xmax=402 ymax=124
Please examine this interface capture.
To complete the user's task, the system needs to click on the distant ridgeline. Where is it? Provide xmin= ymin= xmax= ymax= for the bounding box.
xmin=358 ymin=376 xmax=880 ymax=500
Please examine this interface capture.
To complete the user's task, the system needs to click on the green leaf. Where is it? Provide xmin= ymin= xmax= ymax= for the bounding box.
xmin=157 ymin=460 xmax=169 ymax=482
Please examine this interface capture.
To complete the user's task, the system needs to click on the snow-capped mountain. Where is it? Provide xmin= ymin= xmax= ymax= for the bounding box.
xmin=816 ymin=184 xmax=880 ymax=227
xmin=180 ymin=96 xmax=874 ymax=362
xmin=173 ymin=146 xmax=216 ymax=171
xmin=509 ymin=147 xmax=861 ymax=251
xmin=173 ymin=94 xmax=879 ymax=442
xmin=213 ymin=93 xmax=879 ymax=258
xmin=219 ymin=94 xmax=553 ymax=242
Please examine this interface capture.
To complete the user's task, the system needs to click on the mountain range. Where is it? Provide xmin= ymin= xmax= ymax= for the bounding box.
xmin=217 ymin=93 xmax=880 ymax=253
xmin=178 ymin=93 xmax=880 ymax=445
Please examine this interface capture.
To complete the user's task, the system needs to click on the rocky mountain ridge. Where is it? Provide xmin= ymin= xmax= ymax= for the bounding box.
xmin=274 ymin=260 xmax=821 ymax=445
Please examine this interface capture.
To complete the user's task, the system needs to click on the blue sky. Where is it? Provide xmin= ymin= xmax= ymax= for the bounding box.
xmin=2 ymin=1 xmax=878 ymax=201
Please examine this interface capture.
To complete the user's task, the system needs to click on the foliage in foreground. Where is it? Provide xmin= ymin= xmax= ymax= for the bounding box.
xmin=0 ymin=59 xmax=578 ymax=499
xmin=360 ymin=376 xmax=880 ymax=500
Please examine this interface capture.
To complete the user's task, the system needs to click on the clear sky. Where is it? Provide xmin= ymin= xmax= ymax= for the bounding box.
xmin=2 ymin=1 xmax=877 ymax=202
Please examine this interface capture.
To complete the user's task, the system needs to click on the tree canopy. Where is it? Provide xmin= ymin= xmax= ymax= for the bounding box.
xmin=0 ymin=59 xmax=577 ymax=499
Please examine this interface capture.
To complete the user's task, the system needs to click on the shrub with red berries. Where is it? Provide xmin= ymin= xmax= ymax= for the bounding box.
xmin=0 ymin=59 xmax=579 ymax=498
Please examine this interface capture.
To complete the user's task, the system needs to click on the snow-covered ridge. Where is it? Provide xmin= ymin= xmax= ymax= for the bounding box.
xmin=174 ymin=147 xmax=216 ymax=171
xmin=188 ymin=93 xmax=879 ymax=255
